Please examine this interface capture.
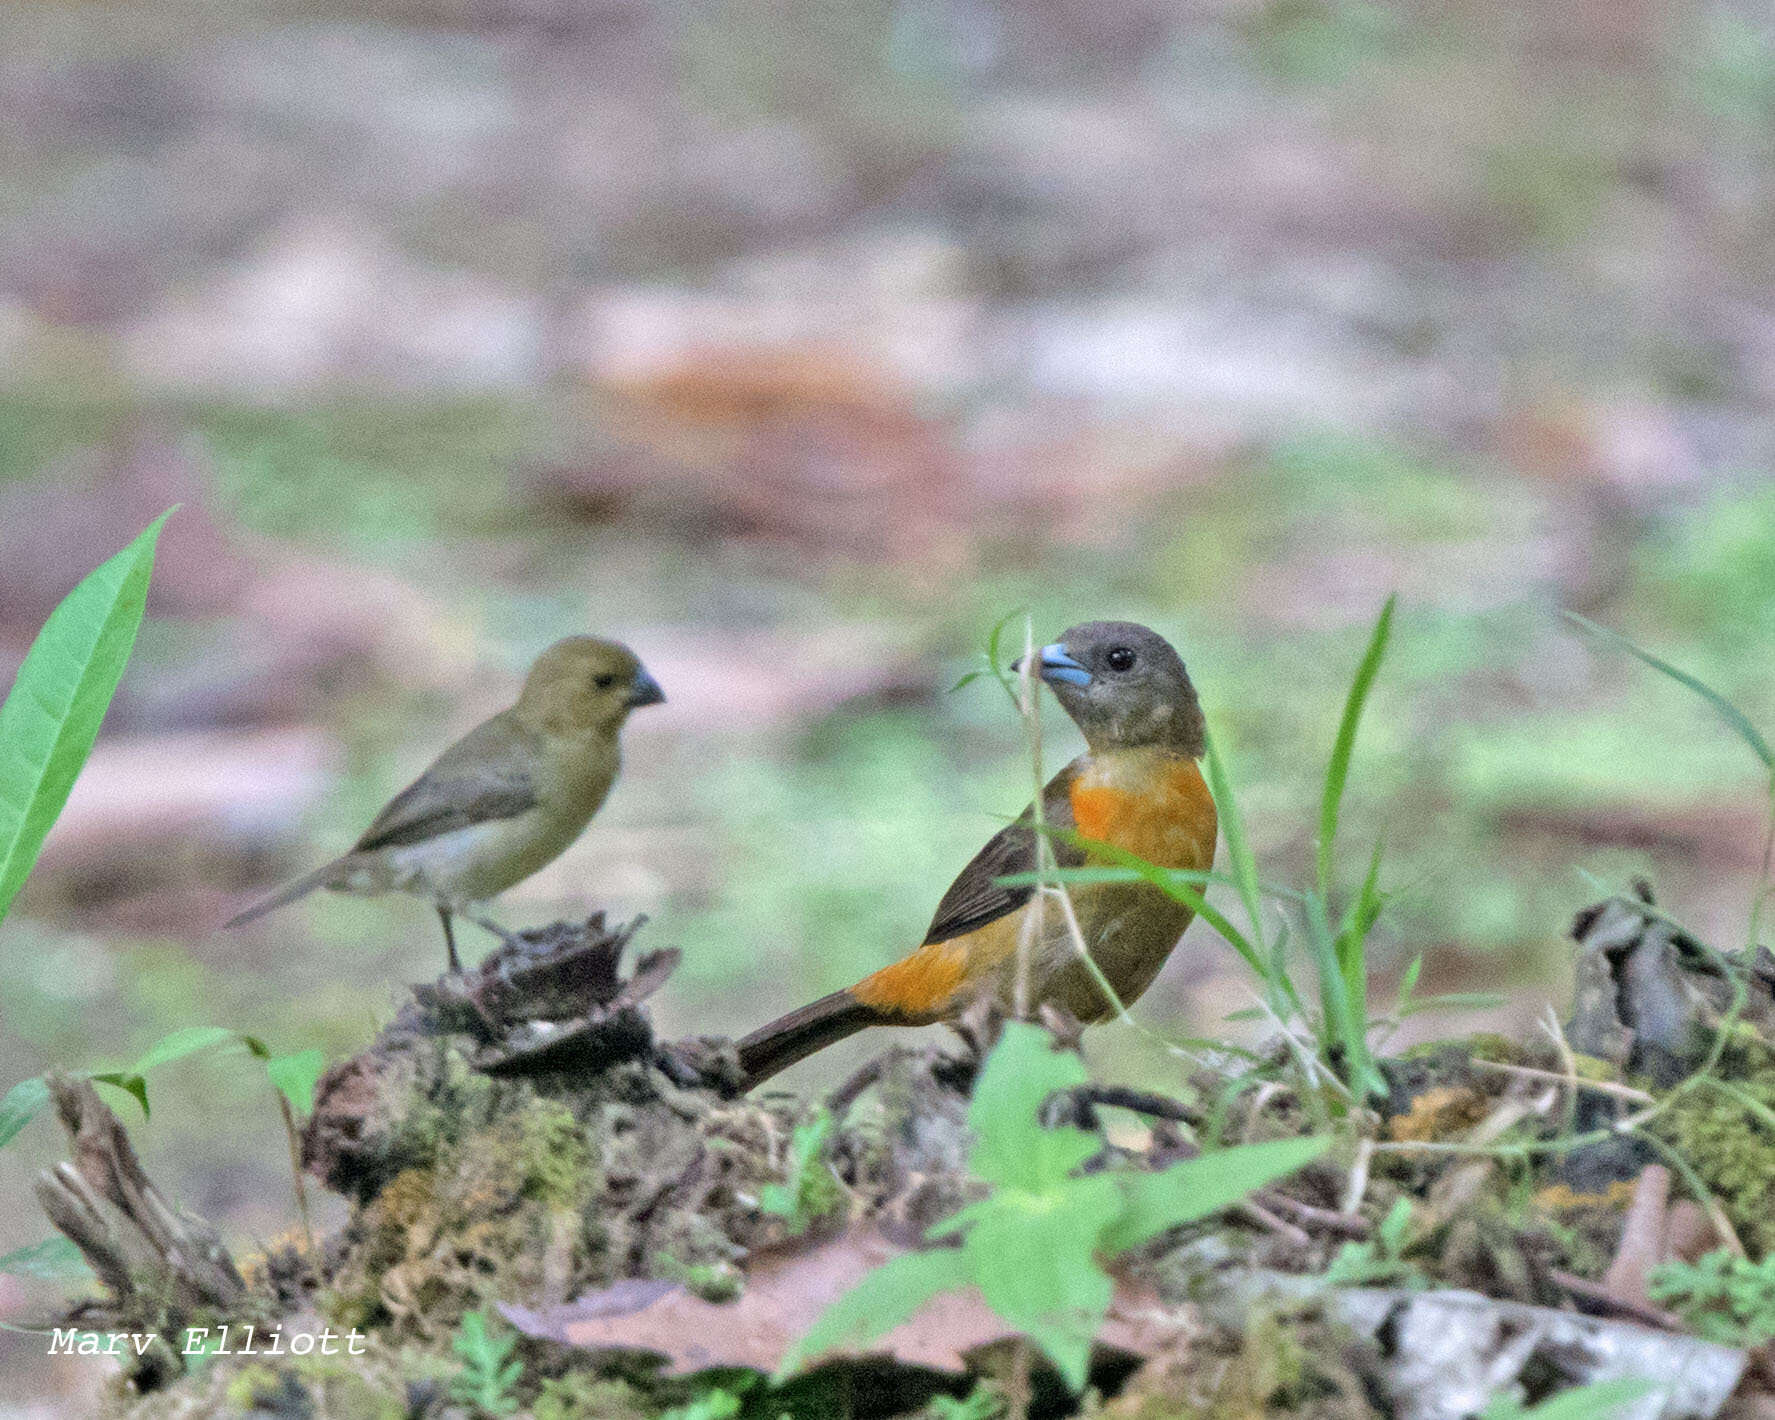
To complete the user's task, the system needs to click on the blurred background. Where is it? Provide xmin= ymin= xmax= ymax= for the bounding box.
xmin=4 ymin=0 xmax=1775 ymax=1409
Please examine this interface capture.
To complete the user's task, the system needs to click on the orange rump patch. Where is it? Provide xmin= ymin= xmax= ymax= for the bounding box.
xmin=852 ymin=939 xmax=969 ymax=1020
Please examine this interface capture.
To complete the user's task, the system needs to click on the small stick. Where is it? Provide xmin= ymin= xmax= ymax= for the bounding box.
xmin=275 ymin=1093 xmax=316 ymax=1258
xmin=1253 ymin=1191 xmax=1372 ymax=1239
xmin=1341 ymin=1137 xmax=1373 ymax=1217
xmin=1238 ymin=1197 xmax=1312 ymax=1248
xmin=1468 ymin=1058 xmax=1654 ymax=1105
xmin=1541 ymin=1004 xmax=1584 ymax=1135
xmin=1069 ymin=1085 xmax=1194 ymax=1123
xmin=825 ymin=1048 xmax=918 ymax=1118
xmin=1551 ymin=1269 xmax=1682 ymax=1331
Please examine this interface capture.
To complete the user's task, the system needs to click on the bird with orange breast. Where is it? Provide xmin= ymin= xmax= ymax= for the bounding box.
xmin=737 ymin=621 xmax=1217 ymax=1088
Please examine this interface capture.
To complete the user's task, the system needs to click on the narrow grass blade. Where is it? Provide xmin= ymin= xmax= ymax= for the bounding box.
xmin=1396 ymin=992 xmax=1506 ymax=1018
xmin=1019 ymin=842 xmax=1266 ymax=983
xmin=998 ymin=864 xmax=1256 ymax=895
xmin=1306 ymin=891 xmax=1385 ymax=1101
xmin=1317 ymin=594 xmax=1395 ymax=899
xmin=1038 ymin=837 xmax=1305 ymax=1016
xmin=0 ymin=511 xmax=174 ymax=926
xmin=1336 ymin=837 xmax=1386 ymax=1019
xmin=1566 ymin=612 xmax=1774 ymax=772
xmin=1204 ymin=728 xmax=1267 ymax=950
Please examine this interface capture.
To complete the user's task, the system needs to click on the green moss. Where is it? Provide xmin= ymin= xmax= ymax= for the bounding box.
xmin=222 ymin=1364 xmax=295 ymax=1411
xmin=517 ymin=1099 xmax=594 ymax=1208
xmin=1651 ymin=1040 xmax=1775 ymax=1256
xmin=113 ymin=1342 xmax=427 ymax=1420
xmin=321 ymin=1038 xmax=790 ymax=1341
xmin=534 ymin=1374 xmax=656 ymax=1420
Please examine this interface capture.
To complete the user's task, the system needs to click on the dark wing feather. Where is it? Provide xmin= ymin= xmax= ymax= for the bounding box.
xmin=921 ymin=762 xmax=1084 ymax=945
xmin=350 ymin=715 xmax=540 ymax=853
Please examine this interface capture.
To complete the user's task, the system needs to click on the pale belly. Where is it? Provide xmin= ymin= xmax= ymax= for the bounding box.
xmin=334 ymin=805 xmax=593 ymax=905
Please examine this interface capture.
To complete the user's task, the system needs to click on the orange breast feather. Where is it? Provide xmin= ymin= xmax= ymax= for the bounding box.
xmin=1069 ymin=756 xmax=1217 ymax=873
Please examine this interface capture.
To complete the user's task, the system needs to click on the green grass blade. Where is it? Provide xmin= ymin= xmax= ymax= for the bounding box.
xmin=1317 ymin=594 xmax=1395 ymax=899
xmin=1017 ymin=839 xmax=1289 ymax=1001
xmin=0 ymin=511 xmax=174 ymax=927
xmin=1204 ymin=727 xmax=1267 ymax=951
xmin=1306 ymin=890 xmax=1385 ymax=1100
xmin=1396 ymin=991 xmax=1507 ymax=1017
xmin=998 ymin=864 xmax=1261 ymax=896
xmin=1336 ymin=837 xmax=1386 ymax=1018
xmin=1566 ymin=612 xmax=1774 ymax=772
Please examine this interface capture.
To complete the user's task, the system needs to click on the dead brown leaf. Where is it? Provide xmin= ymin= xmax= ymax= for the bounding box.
xmin=500 ymin=1230 xmax=1187 ymax=1377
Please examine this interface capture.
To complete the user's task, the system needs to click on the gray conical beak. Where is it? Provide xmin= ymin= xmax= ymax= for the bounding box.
xmin=1034 ymin=643 xmax=1092 ymax=687
xmin=627 ymin=668 xmax=666 ymax=707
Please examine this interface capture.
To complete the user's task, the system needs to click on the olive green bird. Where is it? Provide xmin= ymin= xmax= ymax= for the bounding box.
xmin=225 ymin=636 xmax=665 ymax=972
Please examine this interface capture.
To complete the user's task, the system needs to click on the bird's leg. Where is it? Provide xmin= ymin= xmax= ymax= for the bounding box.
xmin=438 ymin=906 xmax=462 ymax=975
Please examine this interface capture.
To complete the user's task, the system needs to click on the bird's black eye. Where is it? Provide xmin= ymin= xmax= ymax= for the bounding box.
xmin=593 ymin=673 xmax=617 ymax=689
xmin=1105 ymin=647 xmax=1136 ymax=672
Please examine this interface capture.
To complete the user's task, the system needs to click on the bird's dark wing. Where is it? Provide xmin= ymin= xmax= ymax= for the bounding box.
xmin=351 ymin=714 xmax=540 ymax=853
xmin=921 ymin=762 xmax=1085 ymax=945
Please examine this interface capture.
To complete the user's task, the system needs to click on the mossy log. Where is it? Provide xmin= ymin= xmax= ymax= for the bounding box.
xmin=29 ymin=895 xmax=1775 ymax=1420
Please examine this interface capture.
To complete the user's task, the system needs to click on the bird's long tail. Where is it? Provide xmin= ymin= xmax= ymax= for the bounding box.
xmin=223 ymin=860 xmax=342 ymax=929
xmin=737 ymin=989 xmax=884 ymax=1089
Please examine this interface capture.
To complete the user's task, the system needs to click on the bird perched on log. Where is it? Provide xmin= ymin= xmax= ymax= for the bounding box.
xmin=737 ymin=621 xmax=1216 ymax=1088
xmin=225 ymin=636 xmax=664 ymax=973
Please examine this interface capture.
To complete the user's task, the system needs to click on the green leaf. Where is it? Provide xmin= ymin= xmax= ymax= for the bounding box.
xmin=1566 ymin=612 xmax=1773 ymax=772
xmin=451 ymin=1309 xmax=522 ymax=1414
xmin=1103 ymin=1135 xmax=1331 ymax=1255
xmin=265 ymin=1049 xmax=326 ymax=1117
xmin=967 ymin=608 xmax=1033 ymax=709
xmin=0 ymin=1236 xmax=90 ymax=1281
xmin=760 ymin=1109 xmax=834 ymax=1231
xmin=88 ymin=1024 xmax=240 ymax=1120
xmin=966 ymin=1023 xmax=1094 ymax=1192
xmin=130 ymin=1026 xmax=238 ymax=1074
xmin=781 ymin=1246 xmax=972 ymax=1377
xmin=0 ymin=1076 xmax=49 ymax=1150
xmin=90 ymin=1072 xmax=150 ymax=1118
xmin=1317 ymin=593 xmax=1394 ymax=898
xmin=661 ymin=1390 xmax=746 ymax=1420
xmin=0 ymin=511 xmax=173 ymax=927
xmin=964 ymin=1176 xmax=1122 ymax=1392
xmin=1479 ymin=1377 xmax=1655 ymax=1420
xmin=1377 ymin=1196 xmax=1413 ymax=1254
